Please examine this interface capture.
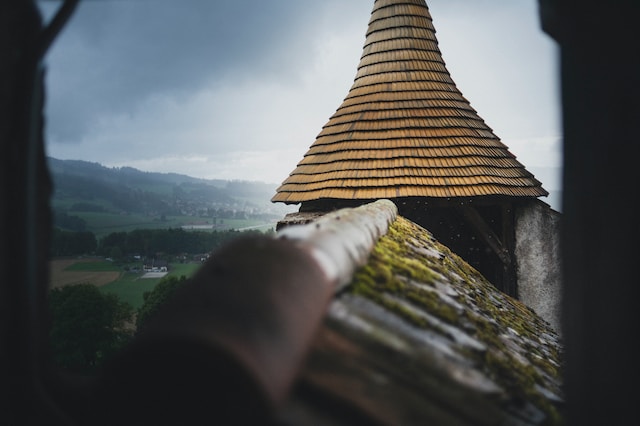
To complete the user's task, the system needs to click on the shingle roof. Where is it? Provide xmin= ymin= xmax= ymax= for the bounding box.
xmin=272 ymin=0 xmax=548 ymax=204
xmin=99 ymin=200 xmax=562 ymax=425
xmin=277 ymin=202 xmax=563 ymax=424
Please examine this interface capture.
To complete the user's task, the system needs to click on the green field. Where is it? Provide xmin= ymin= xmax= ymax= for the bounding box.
xmin=66 ymin=261 xmax=121 ymax=272
xmin=52 ymin=199 xmax=113 ymax=212
xmin=69 ymin=212 xmax=190 ymax=239
xmin=100 ymin=262 xmax=202 ymax=309
xmin=52 ymin=258 xmax=203 ymax=310
xmin=100 ymin=274 xmax=160 ymax=310
xmin=56 ymin=210 xmax=276 ymax=239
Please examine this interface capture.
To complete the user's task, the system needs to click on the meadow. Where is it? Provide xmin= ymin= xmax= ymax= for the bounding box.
xmin=49 ymin=258 xmax=203 ymax=309
xmin=64 ymin=210 xmax=273 ymax=240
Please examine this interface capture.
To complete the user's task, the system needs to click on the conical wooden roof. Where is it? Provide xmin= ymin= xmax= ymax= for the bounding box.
xmin=272 ymin=0 xmax=548 ymax=204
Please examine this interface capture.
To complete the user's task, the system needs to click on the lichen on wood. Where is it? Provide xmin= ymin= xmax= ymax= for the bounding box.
xmin=338 ymin=216 xmax=564 ymax=424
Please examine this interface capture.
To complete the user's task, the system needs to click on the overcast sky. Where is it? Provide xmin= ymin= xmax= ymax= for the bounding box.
xmin=37 ymin=0 xmax=561 ymax=208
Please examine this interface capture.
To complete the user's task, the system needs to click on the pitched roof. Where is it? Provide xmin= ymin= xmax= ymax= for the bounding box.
xmin=272 ymin=0 xmax=548 ymax=204
xmin=99 ymin=200 xmax=562 ymax=424
xmin=276 ymin=202 xmax=563 ymax=424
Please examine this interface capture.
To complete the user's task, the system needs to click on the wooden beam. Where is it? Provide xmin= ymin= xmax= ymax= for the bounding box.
xmin=456 ymin=206 xmax=511 ymax=266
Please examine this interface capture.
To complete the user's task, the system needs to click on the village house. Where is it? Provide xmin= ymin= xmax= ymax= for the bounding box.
xmin=142 ymin=259 xmax=168 ymax=273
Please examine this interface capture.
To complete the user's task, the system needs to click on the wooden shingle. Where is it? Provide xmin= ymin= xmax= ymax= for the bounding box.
xmin=272 ymin=0 xmax=547 ymax=204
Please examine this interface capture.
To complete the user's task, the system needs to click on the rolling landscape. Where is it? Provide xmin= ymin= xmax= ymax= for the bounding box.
xmin=47 ymin=157 xmax=297 ymax=310
xmin=47 ymin=157 xmax=296 ymax=238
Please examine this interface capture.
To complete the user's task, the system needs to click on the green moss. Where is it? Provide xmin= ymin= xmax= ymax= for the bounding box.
xmin=350 ymin=224 xmax=450 ymax=326
xmin=405 ymin=288 xmax=459 ymax=324
xmin=345 ymin=216 xmax=563 ymax=424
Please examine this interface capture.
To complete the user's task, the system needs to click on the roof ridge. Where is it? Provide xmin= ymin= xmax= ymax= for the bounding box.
xmin=277 ymin=199 xmax=398 ymax=290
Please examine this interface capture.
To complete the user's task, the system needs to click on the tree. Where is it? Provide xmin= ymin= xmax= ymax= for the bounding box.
xmin=50 ymin=228 xmax=97 ymax=257
xmin=136 ymin=275 xmax=188 ymax=330
xmin=53 ymin=210 xmax=88 ymax=232
xmin=48 ymin=284 xmax=134 ymax=373
xmin=98 ymin=231 xmax=127 ymax=256
xmin=109 ymin=246 xmax=123 ymax=261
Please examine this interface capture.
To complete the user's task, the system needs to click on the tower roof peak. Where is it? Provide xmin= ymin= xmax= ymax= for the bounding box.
xmin=272 ymin=0 xmax=547 ymax=205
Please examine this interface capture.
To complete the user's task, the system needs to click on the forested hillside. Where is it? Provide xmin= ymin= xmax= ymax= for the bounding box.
xmin=47 ymin=157 xmax=295 ymax=236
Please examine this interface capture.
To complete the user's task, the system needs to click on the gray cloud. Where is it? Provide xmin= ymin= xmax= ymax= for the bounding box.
xmin=40 ymin=0 xmax=331 ymax=142
xmin=37 ymin=0 xmax=561 ymax=205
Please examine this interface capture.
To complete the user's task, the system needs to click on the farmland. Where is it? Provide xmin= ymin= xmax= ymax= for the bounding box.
xmin=61 ymin=210 xmax=279 ymax=240
xmin=49 ymin=258 xmax=122 ymax=288
xmin=49 ymin=258 xmax=202 ymax=309
xmin=47 ymin=157 xmax=295 ymax=239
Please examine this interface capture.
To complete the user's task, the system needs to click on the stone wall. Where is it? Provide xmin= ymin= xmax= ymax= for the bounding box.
xmin=515 ymin=199 xmax=562 ymax=333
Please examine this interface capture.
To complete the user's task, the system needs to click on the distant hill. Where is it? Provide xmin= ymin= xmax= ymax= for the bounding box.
xmin=47 ymin=157 xmax=296 ymax=235
xmin=46 ymin=158 xmax=561 ymax=237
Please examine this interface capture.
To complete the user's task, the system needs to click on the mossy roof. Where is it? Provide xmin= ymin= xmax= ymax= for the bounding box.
xmin=272 ymin=0 xmax=547 ymax=205
xmin=277 ymin=214 xmax=563 ymax=425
